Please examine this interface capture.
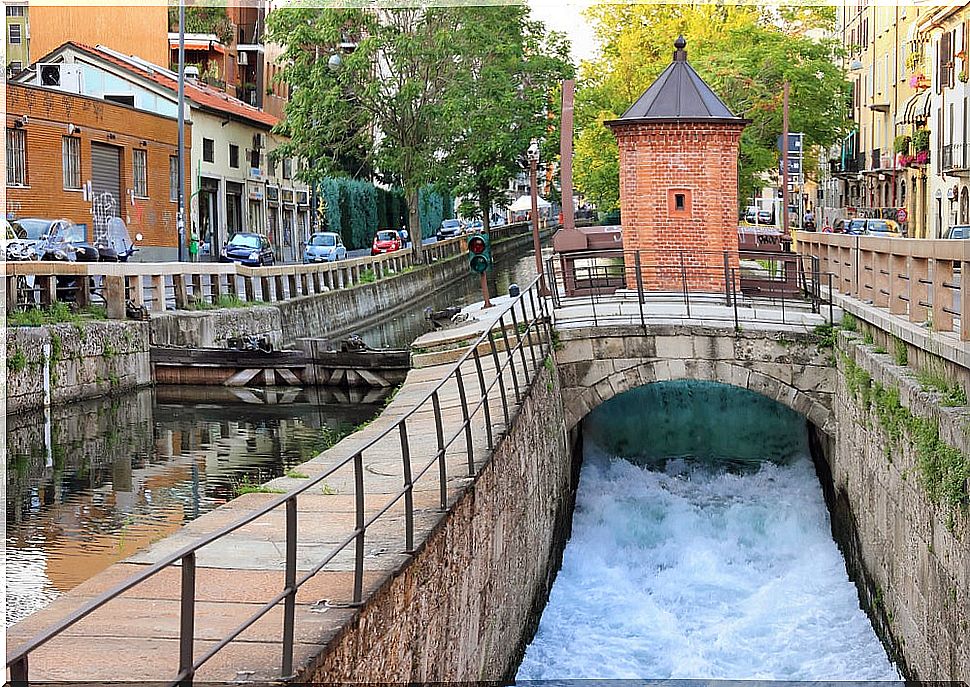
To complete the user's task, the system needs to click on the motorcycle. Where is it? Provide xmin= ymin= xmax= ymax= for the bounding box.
xmin=95 ymin=217 xmax=142 ymax=262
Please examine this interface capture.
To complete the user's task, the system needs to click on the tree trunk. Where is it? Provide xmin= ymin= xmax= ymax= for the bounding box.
xmin=406 ymin=186 xmax=424 ymax=264
xmin=480 ymin=188 xmax=491 ymax=234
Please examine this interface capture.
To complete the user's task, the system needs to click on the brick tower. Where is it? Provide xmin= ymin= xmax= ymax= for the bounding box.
xmin=606 ymin=36 xmax=748 ymax=292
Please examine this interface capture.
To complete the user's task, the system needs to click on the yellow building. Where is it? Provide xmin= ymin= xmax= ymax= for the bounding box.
xmin=5 ymin=1 xmax=29 ymax=75
xmin=27 ymin=4 xmax=169 ymax=70
xmin=835 ymin=3 xmax=931 ymax=237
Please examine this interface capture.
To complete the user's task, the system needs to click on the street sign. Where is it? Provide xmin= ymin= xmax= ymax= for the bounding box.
xmin=777 ymin=133 xmax=804 ymax=154
xmin=779 ymin=157 xmax=803 ymax=175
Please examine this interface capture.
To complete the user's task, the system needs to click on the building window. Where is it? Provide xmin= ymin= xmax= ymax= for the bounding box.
xmin=170 ymin=155 xmax=179 ymax=201
xmin=282 ymin=157 xmax=291 ymax=179
xmin=9 ymin=23 xmax=21 ymax=44
xmin=674 ymin=193 xmax=685 ymax=211
xmin=229 ymin=143 xmax=239 ymax=169
xmin=7 ymin=128 xmax=26 ymax=186
xmin=133 ymin=149 xmax=148 ymax=197
xmin=62 ymin=136 xmax=81 ymax=189
xmin=6 ymin=5 xmax=25 ymax=15
xmin=250 ymin=148 xmax=261 ymax=170
xmin=667 ymin=188 xmax=692 ymax=217
xmin=203 ymin=138 xmax=214 ymax=163
xmin=9 ymin=61 xmax=23 ymax=74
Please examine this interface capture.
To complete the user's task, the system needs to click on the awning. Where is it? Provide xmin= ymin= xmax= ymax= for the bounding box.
xmin=509 ymin=194 xmax=551 ymax=212
xmin=897 ymin=90 xmax=931 ymax=125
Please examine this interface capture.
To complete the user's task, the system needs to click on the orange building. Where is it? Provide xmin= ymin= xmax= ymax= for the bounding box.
xmin=6 ymin=83 xmax=190 ymax=260
xmin=26 ymin=5 xmax=169 ymax=70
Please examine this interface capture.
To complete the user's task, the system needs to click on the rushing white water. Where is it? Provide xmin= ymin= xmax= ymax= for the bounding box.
xmin=517 ymin=443 xmax=900 ymax=680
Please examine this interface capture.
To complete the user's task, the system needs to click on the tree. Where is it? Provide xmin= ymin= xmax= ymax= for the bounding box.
xmin=439 ymin=7 xmax=573 ymax=234
xmin=267 ymin=7 xmax=468 ymax=264
xmin=573 ymin=5 xmax=849 ymax=211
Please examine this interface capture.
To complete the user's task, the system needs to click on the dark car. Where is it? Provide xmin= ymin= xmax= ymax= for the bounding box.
xmin=220 ymin=232 xmax=274 ymax=266
xmin=436 ymin=218 xmax=463 ymax=241
xmin=846 ymin=219 xmax=867 ymax=235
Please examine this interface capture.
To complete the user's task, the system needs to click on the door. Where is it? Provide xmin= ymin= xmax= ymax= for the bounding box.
xmin=199 ymin=177 xmax=220 ymax=260
xmin=90 ymin=142 xmax=123 ymax=242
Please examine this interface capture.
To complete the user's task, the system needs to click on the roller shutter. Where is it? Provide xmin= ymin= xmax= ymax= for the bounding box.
xmin=90 ymin=142 xmax=122 ymax=240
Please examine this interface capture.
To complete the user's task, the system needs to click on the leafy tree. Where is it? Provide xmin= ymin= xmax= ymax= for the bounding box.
xmin=439 ymin=7 xmax=573 ymax=233
xmin=268 ymin=7 xmax=474 ymax=263
xmin=574 ymin=5 xmax=849 ymax=211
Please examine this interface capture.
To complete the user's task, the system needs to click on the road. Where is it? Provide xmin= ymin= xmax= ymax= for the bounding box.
xmin=346 ymin=235 xmax=442 ymax=260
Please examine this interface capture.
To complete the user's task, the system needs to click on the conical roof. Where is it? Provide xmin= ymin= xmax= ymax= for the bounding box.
xmin=608 ymin=36 xmax=744 ymax=125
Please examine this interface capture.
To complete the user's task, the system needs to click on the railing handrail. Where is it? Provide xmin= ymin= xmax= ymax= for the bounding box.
xmin=5 ymin=273 xmax=550 ymax=680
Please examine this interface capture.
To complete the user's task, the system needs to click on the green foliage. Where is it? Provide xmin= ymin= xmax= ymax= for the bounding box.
xmin=574 ymin=5 xmax=849 ymax=211
xmin=103 ymin=344 xmax=117 ymax=359
xmin=168 ymin=2 xmax=234 ymax=46
xmin=233 ymin=475 xmax=287 ymax=496
xmin=286 ymin=470 xmax=309 ymax=479
xmin=862 ymin=330 xmax=874 ymax=345
xmin=916 ymin=368 xmax=968 ymax=407
xmin=842 ymin=354 xmax=970 ymax=512
xmin=873 ymin=345 xmax=887 ymax=355
xmin=841 ymin=312 xmax=858 ymax=332
xmin=7 ymin=303 xmax=106 ymax=327
xmin=187 ymin=294 xmax=253 ymax=311
xmin=892 ymin=338 xmax=908 ymax=367
xmin=7 ymin=350 xmax=27 ymax=373
xmin=893 ymin=135 xmax=911 ymax=154
xmin=813 ymin=323 xmax=836 ymax=348
xmin=359 ymin=268 xmax=377 ymax=284
xmin=911 ymin=128 xmax=930 ymax=152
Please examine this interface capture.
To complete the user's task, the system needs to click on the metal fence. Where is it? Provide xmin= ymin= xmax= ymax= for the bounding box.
xmin=6 ymin=275 xmax=553 ymax=685
xmin=547 ymin=248 xmax=835 ymax=330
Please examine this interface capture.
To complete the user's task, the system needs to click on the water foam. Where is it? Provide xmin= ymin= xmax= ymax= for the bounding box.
xmin=517 ymin=445 xmax=899 ymax=680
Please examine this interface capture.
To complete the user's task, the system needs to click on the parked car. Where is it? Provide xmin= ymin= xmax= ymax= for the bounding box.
xmin=942 ymin=224 xmax=970 ymax=239
xmin=220 ymin=232 xmax=275 ymax=266
xmin=304 ymin=232 xmax=346 ymax=263
xmin=436 ymin=218 xmax=463 ymax=241
xmin=757 ymin=210 xmax=774 ymax=225
xmin=12 ymin=217 xmax=56 ymax=248
xmin=864 ymin=219 xmax=902 ymax=238
xmin=743 ymin=206 xmax=759 ymax=224
xmin=371 ymin=229 xmax=402 ymax=256
xmin=467 ymin=219 xmax=484 ymax=232
xmin=846 ymin=219 xmax=868 ymax=235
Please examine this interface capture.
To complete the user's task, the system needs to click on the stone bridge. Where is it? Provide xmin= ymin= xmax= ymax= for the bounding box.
xmin=556 ymin=323 xmax=836 ymax=436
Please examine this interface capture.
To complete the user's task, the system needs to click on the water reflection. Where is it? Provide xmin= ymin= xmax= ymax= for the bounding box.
xmin=5 ymin=385 xmax=391 ymax=625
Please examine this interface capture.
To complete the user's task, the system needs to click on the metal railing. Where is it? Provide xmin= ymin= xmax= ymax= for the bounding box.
xmin=5 ymin=275 xmax=553 ymax=685
xmin=796 ymin=231 xmax=968 ymax=341
xmin=4 ymin=222 xmax=538 ymax=319
xmin=547 ymin=248 xmax=835 ymax=330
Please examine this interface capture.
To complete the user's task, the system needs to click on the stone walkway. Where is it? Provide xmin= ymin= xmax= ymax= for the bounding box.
xmin=7 ymin=297 xmax=546 ymax=682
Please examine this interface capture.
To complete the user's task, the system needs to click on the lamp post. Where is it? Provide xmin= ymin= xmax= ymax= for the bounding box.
xmin=527 ymin=139 xmax=548 ymax=296
xmin=177 ymin=2 xmax=186 ymax=261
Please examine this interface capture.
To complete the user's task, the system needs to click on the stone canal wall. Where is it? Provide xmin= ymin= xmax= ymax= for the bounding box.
xmin=302 ymin=363 xmax=573 ymax=682
xmin=817 ymin=330 xmax=970 ymax=681
xmin=6 ymin=320 xmax=151 ymax=415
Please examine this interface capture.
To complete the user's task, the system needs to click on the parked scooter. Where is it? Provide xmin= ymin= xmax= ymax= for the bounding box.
xmin=95 ymin=217 xmax=142 ymax=262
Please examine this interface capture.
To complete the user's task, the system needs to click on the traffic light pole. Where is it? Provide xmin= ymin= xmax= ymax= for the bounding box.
xmin=480 ymin=273 xmax=492 ymax=309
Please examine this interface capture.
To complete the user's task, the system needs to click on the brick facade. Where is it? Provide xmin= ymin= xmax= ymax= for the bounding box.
xmin=6 ymin=83 xmax=190 ymax=253
xmin=612 ymin=121 xmax=746 ymax=292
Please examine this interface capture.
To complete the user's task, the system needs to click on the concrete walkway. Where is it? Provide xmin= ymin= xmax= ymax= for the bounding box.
xmin=7 ymin=298 xmax=546 ymax=682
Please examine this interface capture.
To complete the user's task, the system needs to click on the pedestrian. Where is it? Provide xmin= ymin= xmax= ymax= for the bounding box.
xmin=398 ymin=226 xmax=410 ymax=247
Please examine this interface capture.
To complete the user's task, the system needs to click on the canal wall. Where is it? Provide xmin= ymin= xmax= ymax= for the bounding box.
xmin=814 ymin=330 xmax=970 ymax=682
xmin=300 ymin=362 xmax=574 ymax=682
xmin=150 ymin=231 xmax=541 ymax=349
xmin=6 ymin=320 xmax=151 ymax=415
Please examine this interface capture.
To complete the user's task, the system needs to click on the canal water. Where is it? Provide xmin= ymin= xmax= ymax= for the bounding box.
xmin=5 ymin=243 xmax=541 ymax=626
xmin=518 ymin=380 xmax=900 ymax=680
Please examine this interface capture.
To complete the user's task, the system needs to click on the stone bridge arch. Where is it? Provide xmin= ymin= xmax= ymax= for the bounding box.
xmin=555 ymin=324 xmax=835 ymax=436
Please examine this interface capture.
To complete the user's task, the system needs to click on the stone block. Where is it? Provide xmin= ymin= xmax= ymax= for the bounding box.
xmin=654 ymin=335 xmax=694 ymax=360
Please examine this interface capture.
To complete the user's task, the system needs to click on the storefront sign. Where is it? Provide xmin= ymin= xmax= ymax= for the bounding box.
xmin=247 ymin=181 xmax=264 ymax=201
xmin=266 ymin=186 xmax=279 ymax=205
xmin=281 ymin=189 xmax=295 ymax=205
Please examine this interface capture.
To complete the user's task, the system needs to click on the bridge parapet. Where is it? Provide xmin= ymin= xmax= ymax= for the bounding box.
xmin=556 ymin=323 xmax=835 ymax=435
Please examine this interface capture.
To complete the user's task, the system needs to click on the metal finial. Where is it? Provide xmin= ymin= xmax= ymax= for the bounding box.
xmin=674 ymin=35 xmax=687 ymax=61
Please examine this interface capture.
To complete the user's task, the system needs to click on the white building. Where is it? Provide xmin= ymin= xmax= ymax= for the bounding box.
xmin=16 ymin=41 xmax=311 ymax=261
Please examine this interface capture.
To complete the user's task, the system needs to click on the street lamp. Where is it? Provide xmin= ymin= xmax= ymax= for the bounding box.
xmin=527 ymin=139 xmax=548 ymax=296
xmin=327 ymin=53 xmax=342 ymax=72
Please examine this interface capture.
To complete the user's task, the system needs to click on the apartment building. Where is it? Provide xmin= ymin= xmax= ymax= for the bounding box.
xmin=5 ymin=0 xmax=28 ymax=76
xmin=832 ymin=3 xmax=931 ymax=237
xmin=14 ymin=42 xmax=310 ymax=263
xmin=6 ymin=82 xmax=187 ymax=260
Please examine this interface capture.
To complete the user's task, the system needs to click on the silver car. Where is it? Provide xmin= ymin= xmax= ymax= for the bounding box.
xmin=303 ymin=232 xmax=347 ymax=263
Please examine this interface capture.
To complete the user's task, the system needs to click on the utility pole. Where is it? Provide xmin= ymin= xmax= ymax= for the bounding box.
xmin=781 ymin=80 xmax=790 ymax=238
xmin=177 ymin=1 xmax=186 ymax=262
xmin=527 ymin=139 xmax=548 ymax=296
xmin=559 ymin=79 xmax=576 ymax=232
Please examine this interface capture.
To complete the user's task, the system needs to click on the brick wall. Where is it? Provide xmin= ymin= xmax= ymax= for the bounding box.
xmin=613 ymin=122 xmax=746 ymax=292
xmin=6 ymin=83 xmax=190 ymax=251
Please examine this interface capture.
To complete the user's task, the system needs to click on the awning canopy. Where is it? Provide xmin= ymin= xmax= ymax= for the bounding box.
xmin=509 ymin=194 xmax=550 ymax=212
xmin=897 ymin=90 xmax=931 ymax=126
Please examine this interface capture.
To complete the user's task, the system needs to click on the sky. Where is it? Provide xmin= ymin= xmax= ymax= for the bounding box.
xmin=529 ymin=0 xmax=599 ymax=66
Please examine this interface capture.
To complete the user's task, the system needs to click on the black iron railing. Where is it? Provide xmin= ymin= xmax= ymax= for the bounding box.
xmin=547 ymin=249 xmax=835 ymax=330
xmin=6 ymin=276 xmax=553 ymax=685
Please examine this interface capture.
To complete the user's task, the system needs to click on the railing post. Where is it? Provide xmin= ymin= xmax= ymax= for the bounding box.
xmin=679 ymin=251 xmax=690 ymax=318
xmin=722 ymin=250 xmax=731 ymax=307
xmin=431 ymin=391 xmax=448 ymax=510
xmin=455 ymin=367 xmax=475 ymax=477
xmin=173 ymin=273 xmax=189 ymax=309
xmin=519 ymin=295 xmax=540 ymax=372
xmin=488 ymin=332 xmax=511 ymax=429
xmin=962 ymin=259 xmax=970 ymax=342
xmin=399 ymin=421 xmax=415 ymax=552
xmin=909 ymin=255 xmax=929 ymax=324
xmin=635 ymin=250 xmax=645 ymax=328
xmin=178 ymin=551 xmax=196 ymax=686
xmin=353 ymin=451 xmax=365 ymax=604
xmin=828 ymin=272 xmax=834 ymax=325
xmin=152 ymin=274 xmax=166 ymax=312
xmin=104 ymin=275 xmax=126 ymax=319
xmin=498 ymin=315 xmax=522 ymax=403
xmin=281 ymin=496 xmax=297 ymax=677
xmin=731 ymin=267 xmax=739 ymax=330
xmin=931 ymin=258 xmax=954 ymax=333
xmin=472 ymin=347 xmax=494 ymax=451
xmin=508 ymin=304 xmax=532 ymax=388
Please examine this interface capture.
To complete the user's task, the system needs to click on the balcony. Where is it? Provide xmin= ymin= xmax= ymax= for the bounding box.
xmin=941 ymin=143 xmax=970 ymax=173
xmin=869 ymin=148 xmax=881 ymax=171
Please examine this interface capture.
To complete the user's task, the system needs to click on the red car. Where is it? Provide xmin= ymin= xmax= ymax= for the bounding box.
xmin=371 ymin=229 xmax=402 ymax=255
